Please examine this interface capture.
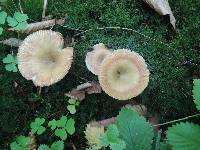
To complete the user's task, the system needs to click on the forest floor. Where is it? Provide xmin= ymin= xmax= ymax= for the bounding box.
xmin=0 ymin=0 xmax=200 ymax=149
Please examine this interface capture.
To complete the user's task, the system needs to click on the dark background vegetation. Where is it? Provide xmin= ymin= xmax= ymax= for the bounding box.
xmin=0 ymin=0 xmax=200 ymax=149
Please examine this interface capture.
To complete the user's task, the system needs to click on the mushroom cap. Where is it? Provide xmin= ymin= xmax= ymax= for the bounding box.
xmin=85 ymin=43 xmax=112 ymax=75
xmin=84 ymin=121 xmax=104 ymax=149
xmin=98 ymin=49 xmax=149 ymax=100
xmin=18 ymin=30 xmax=73 ymax=87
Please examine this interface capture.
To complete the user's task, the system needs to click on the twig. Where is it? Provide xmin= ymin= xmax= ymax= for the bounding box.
xmin=153 ymin=113 xmax=200 ymax=127
xmin=73 ymin=26 xmax=172 ymax=49
xmin=42 ymin=0 xmax=48 ymax=19
xmin=18 ymin=0 xmax=23 ymax=13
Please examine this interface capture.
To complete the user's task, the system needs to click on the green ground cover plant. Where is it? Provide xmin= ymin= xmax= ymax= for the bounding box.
xmin=0 ymin=0 xmax=200 ymax=149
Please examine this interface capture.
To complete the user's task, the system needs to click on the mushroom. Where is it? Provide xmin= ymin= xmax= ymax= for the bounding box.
xmin=84 ymin=121 xmax=104 ymax=149
xmin=98 ymin=49 xmax=149 ymax=100
xmin=85 ymin=43 xmax=112 ymax=75
xmin=18 ymin=30 xmax=73 ymax=87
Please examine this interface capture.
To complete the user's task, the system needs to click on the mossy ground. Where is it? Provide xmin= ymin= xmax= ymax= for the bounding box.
xmin=0 ymin=0 xmax=200 ymax=149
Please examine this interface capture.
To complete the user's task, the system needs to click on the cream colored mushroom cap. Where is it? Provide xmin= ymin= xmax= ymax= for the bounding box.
xmin=18 ymin=30 xmax=73 ymax=87
xmin=85 ymin=43 xmax=111 ymax=75
xmin=98 ymin=49 xmax=149 ymax=100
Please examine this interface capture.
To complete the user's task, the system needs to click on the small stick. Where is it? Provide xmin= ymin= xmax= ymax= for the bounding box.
xmin=18 ymin=0 xmax=23 ymax=13
xmin=42 ymin=0 xmax=48 ymax=19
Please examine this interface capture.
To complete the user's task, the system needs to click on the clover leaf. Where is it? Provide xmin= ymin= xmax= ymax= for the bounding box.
xmin=7 ymin=12 xmax=28 ymax=31
xmin=2 ymin=54 xmax=18 ymax=72
xmin=67 ymin=98 xmax=80 ymax=114
xmin=10 ymin=135 xmax=30 ymax=150
xmin=38 ymin=141 xmax=64 ymax=150
xmin=0 ymin=11 xmax=7 ymax=24
xmin=30 ymin=117 xmax=46 ymax=135
xmin=48 ymin=116 xmax=76 ymax=140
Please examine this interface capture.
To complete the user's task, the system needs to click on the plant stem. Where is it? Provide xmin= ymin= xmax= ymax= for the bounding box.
xmin=153 ymin=113 xmax=200 ymax=127
xmin=73 ymin=26 xmax=172 ymax=49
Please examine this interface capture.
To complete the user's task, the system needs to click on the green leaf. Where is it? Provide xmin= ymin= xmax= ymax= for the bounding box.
xmin=14 ymin=12 xmax=28 ymax=22
xmin=106 ymin=124 xmax=119 ymax=143
xmin=167 ymin=122 xmax=200 ymax=150
xmin=48 ymin=119 xmax=57 ymax=130
xmin=193 ymin=79 xmax=200 ymax=112
xmin=116 ymin=107 xmax=153 ymax=150
xmin=55 ymin=128 xmax=68 ymax=140
xmin=0 ymin=11 xmax=7 ymax=24
xmin=68 ymin=98 xmax=76 ymax=104
xmin=67 ymin=105 xmax=76 ymax=114
xmin=5 ymin=63 xmax=17 ymax=72
xmin=10 ymin=142 xmax=21 ymax=150
xmin=31 ymin=118 xmax=45 ymax=135
xmin=7 ymin=16 xmax=18 ymax=27
xmin=0 ymin=26 xmax=3 ymax=35
xmin=14 ymin=21 xmax=28 ymax=30
xmin=109 ymin=140 xmax=126 ymax=150
xmin=101 ymin=134 xmax=109 ymax=147
xmin=65 ymin=118 xmax=75 ymax=135
xmin=3 ymin=54 xmax=15 ymax=63
xmin=38 ymin=144 xmax=50 ymax=150
xmin=51 ymin=141 xmax=64 ymax=150
xmin=37 ymin=126 xmax=46 ymax=135
xmin=35 ymin=117 xmax=45 ymax=125
xmin=57 ymin=116 xmax=67 ymax=128
xmin=16 ymin=136 xmax=30 ymax=147
xmin=30 ymin=122 xmax=39 ymax=134
xmin=75 ymin=101 xmax=80 ymax=106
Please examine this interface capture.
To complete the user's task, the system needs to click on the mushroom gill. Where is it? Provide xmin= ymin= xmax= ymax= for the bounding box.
xmin=85 ymin=43 xmax=112 ymax=75
xmin=18 ymin=30 xmax=73 ymax=87
xmin=98 ymin=49 xmax=149 ymax=100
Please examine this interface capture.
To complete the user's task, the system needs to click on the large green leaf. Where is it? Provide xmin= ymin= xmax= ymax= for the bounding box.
xmin=167 ymin=122 xmax=200 ymax=150
xmin=193 ymin=79 xmax=200 ymax=112
xmin=116 ymin=108 xmax=153 ymax=150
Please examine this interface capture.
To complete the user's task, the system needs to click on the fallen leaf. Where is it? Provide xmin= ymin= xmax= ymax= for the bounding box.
xmin=8 ymin=18 xmax=65 ymax=34
xmin=65 ymin=81 xmax=102 ymax=101
xmin=144 ymin=0 xmax=176 ymax=29
xmin=65 ymin=89 xmax=85 ymax=101
xmin=0 ymin=38 xmax=22 ymax=47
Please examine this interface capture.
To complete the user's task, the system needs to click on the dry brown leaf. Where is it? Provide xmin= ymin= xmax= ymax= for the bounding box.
xmin=8 ymin=18 xmax=65 ymax=34
xmin=144 ymin=0 xmax=176 ymax=29
xmin=65 ymin=82 xmax=102 ymax=101
xmin=0 ymin=38 xmax=22 ymax=47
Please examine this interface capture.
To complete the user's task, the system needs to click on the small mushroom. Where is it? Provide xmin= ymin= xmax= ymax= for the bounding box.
xmin=98 ymin=49 xmax=149 ymax=100
xmin=85 ymin=43 xmax=112 ymax=75
xmin=18 ymin=30 xmax=73 ymax=87
xmin=84 ymin=121 xmax=104 ymax=149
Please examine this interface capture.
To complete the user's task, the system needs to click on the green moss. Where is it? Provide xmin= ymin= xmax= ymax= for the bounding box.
xmin=0 ymin=0 xmax=200 ymax=149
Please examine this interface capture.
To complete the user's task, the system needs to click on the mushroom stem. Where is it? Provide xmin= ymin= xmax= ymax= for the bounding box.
xmin=38 ymin=87 xmax=42 ymax=95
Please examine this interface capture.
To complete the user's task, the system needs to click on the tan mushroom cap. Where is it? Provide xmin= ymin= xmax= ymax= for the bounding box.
xmin=18 ymin=30 xmax=73 ymax=87
xmin=98 ymin=49 xmax=149 ymax=100
xmin=85 ymin=43 xmax=112 ymax=75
